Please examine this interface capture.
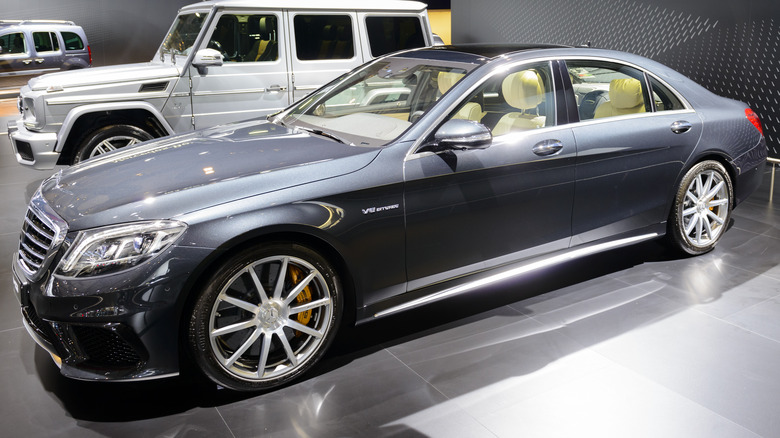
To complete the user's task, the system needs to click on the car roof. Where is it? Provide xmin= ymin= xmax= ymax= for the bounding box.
xmin=422 ymin=43 xmax=574 ymax=59
xmin=180 ymin=0 xmax=427 ymax=13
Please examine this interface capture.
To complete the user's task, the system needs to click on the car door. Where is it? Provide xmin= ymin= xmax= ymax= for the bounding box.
xmin=286 ymin=11 xmax=365 ymax=102
xmin=403 ymin=61 xmax=576 ymax=290
xmin=564 ymin=59 xmax=702 ymax=245
xmin=0 ymin=30 xmax=36 ymax=88
xmin=189 ymin=10 xmax=290 ymax=128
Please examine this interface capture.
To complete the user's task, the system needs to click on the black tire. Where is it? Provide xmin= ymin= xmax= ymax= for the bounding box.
xmin=668 ymin=160 xmax=733 ymax=255
xmin=73 ymin=124 xmax=153 ymax=164
xmin=188 ymin=243 xmax=342 ymax=391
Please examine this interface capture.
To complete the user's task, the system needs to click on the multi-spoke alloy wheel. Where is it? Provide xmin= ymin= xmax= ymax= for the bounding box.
xmin=189 ymin=244 xmax=342 ymax=391
xmin=669 ymin=160 xmax=733 ymax=255
xmin=74 ymin=124 xmax=153 ymax=163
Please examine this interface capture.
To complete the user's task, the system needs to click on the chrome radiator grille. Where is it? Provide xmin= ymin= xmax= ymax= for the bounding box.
xmin=18 ymin=195 xmax=67 ymax=278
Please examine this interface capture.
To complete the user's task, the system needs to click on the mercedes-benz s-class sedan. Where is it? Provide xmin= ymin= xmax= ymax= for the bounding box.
xmin=13 ymin=44 xmax=766 ymax=391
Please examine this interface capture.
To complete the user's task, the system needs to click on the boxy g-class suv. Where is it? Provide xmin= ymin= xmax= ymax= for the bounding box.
xmin=8 ymin=0 xmax=433 ymax=169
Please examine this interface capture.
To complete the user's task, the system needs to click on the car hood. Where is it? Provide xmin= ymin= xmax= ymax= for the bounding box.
xmin=29 ymin=62 xmax=180 ymax=91
xmin=41 ymin=120 xmax=380 ymax=231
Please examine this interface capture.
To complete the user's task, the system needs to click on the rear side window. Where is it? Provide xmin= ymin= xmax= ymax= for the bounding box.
xmin=62 ymin=32 xmax=84 ymax=51
xmin=0 ymin=32 xmax=27 ymax=54
xmin=566 ymin=60 xmax=651 ymax=121
xmin=294 ymin=15 xmax=354 ymax=61
xmin=33 ymin=32 xmax=59 ymax=52
xmin=649 ymin=76 xmax=685 ymax=111
xmin=365 ymin=16 xmax=425 ymax=57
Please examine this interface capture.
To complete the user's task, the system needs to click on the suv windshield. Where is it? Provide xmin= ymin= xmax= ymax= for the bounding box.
xmin=279 ymin=56 xmax=476 ymax=147
xmin=160 ymin=12 xmax=207 ymax=59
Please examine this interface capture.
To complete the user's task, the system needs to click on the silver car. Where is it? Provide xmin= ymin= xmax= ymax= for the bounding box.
xmin=0 ymin=20 xmax=91 ymax=91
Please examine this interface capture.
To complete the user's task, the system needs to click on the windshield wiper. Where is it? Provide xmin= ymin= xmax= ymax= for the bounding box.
xmin=296 ymin=126 xmax=353 ymax=145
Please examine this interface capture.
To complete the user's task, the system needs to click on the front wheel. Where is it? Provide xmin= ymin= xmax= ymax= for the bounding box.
xmin=73 ymin=124 xmax=153 ymax=164
xmin=668 ymin=160 xmax=733 ymax=255
xmin=188 ymin=243 xmax=342 ymax=391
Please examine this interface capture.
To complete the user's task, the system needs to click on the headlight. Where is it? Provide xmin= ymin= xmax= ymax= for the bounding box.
xmin=56 ymin=220 xmax=187 ymax=277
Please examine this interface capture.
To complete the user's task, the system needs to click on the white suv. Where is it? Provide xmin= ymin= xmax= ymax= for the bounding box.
xmin=8 ymin=0 xmax=433 ymax=169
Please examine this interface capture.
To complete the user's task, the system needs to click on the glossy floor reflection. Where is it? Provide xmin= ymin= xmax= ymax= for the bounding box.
xmin=1 ymin=116 xmax=779 ymax=437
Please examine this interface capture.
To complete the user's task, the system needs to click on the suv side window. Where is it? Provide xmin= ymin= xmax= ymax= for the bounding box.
xmin=566 ymin=60 xmax=650 ymax=121
xmin=33 ymin=32 xmax=59 ymax=53
xmin=293 ymin=15 xmax=354 ymax=60
xmin=61 ymin=31 xmax=84 ymax=51
xmin=0 ymin=32 xmax=27 ymax=55
xmin=208 ymin=14 xmax=278 ymax=62
xmin=365 ymin=16 xmax=425 ymax=57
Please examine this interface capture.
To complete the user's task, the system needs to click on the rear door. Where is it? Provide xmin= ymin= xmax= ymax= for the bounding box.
xmin=286 ymin=11 xmax=365 ymax=102
xmin=564 ymin=59 xmax=702 ymax=244
xmin=189 ymin=9 xmax=290 ymax=128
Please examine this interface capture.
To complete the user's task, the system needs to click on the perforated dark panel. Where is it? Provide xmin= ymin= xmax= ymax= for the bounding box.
xmin=452 ymin=0 xmax=780 ymax=158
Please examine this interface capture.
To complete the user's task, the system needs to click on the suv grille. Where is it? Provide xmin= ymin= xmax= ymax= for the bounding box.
xmin=19 ymin=208 xmax=57 ymax=274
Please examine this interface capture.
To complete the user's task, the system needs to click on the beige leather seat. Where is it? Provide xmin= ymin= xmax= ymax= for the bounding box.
xmin=438 ymin=72 xmax=484 ymax=121
xmin=594 ymin=78 xmax=646 ymax=118
xmin=492 ymin=70 xmax=546 ymax=136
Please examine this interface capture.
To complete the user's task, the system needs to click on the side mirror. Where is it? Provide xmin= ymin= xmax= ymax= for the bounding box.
xmin=433 ymin=119 xmax=492 ymax=150
xmin=192 ymin=48 xmax=223 ymax=74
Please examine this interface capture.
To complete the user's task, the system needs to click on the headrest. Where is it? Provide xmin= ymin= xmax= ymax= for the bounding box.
xmin=438 ymin=72 xmax=465 ymax=94
xmin=502 ymin=70 xmax=544 ymax=110
xmin=609 ymin=78 xmax=644 ymax=109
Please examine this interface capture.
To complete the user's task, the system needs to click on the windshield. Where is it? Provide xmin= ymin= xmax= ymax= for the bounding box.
xmin=279 ymin=56 xmax=478 ymax=147
xmin=159 ymin=12 xmax=207 ymax=60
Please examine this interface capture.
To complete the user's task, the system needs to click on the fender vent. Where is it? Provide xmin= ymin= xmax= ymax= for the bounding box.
xmin=139 ymin=81 xmax=169 ymax=93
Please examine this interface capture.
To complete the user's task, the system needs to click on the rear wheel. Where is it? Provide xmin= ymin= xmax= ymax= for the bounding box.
xmin=668 ymin=160 xmax=733 ymax=255
xmin=73 ymin=124 xmax=153 ymax=163
xmin=188 ymin=243 xmax=342 ymax=391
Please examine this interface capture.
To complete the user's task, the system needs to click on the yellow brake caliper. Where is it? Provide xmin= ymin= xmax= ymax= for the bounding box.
xmin=288 ymin=265 xmax=312 ymax=334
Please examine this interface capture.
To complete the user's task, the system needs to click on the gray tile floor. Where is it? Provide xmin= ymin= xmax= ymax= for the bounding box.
xmin=1 ymin=114 xmax=780 ymax=437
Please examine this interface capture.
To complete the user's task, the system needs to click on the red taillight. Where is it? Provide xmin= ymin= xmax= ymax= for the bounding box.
xmin=87 ymin=45 xmax=93 ymax=66
xmin=746 ymin=108 xmax=763 ymax=136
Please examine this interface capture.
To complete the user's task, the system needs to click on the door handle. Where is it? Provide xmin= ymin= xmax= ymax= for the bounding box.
xmin=532 ymin=139 xmax=564 ymax=156
xmin=22 ymin=59 xmax=32 ymax=65
xmin=34 ymin=58 xmax=44 ymax=64
xmin=671 ymin=120 xmax=692 ymax=134
xmin=266 ymin=85 xmax=286 ymax=93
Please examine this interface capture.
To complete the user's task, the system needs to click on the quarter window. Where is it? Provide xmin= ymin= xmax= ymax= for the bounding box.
xmin=566 ymin=61 xmax=650 ymax=121
xmin=649 ymin=76 xmax=685 ymax=111
xmin=207 ymin=14 xmax=279 ymax=63
xmin=62 ymin=31 xmax=84 ymax=51
xmin=365 ymin=16 xmax=425 ymax=57
xmin=293 ymin=15 xmax=354 ymax=61
xmin=33 ymin=32 xmax=59 ymax=53
xmin=0 ymin=32 xmax=27 ymax=55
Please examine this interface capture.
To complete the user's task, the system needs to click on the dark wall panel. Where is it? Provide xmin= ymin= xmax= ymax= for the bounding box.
xmin=452 ymin=0 xmax=780 ymax=158
xmin=4 ymin=0 xmax=191 ymax=66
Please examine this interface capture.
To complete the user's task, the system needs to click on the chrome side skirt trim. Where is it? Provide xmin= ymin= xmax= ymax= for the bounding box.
xmin=374 ymin=233 xmax=658 ymax=318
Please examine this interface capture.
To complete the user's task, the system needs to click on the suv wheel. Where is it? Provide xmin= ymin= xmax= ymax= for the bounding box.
xmin=73 ymin=124 xmax=153 ymax=163
xmin=188 ymin=243 xmax=342 ymax=391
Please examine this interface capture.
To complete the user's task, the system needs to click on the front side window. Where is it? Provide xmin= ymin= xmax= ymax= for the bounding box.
xmin=443 ymin=61 xmax=555 ymax=136
xmin=0 ymin=32 xmax=27 ymax=55
xmin=207 ymin=14 xmax=279 ymax=63
xmin=293 ymin=15 xmax=354 ymax=61
xmin=567 ymin=60 xmax=650 ymax=121
xmin=61 ymin=31 xmax=84 ymax=51
xmin=281 ymin=56 xmax=478 ymax=147
xmin=365 ymin=16 xmax=425 ymax=57
xmin=33 ymin=32 xmax=59 ymax=53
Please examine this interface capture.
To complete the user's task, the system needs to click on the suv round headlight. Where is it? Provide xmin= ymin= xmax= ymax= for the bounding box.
xmin=57 ymin=220 xmax=187 ymax=277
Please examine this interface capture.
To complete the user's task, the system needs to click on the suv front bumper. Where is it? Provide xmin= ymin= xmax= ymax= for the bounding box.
xmin=7 ymin=119 xmax=61 ymax=170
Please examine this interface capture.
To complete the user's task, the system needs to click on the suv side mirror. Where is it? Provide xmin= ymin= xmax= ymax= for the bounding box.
xmin=433 ymin=119 xmax=492 ymax=150
xmin=192 ymin=48 xmax=223 ymax=74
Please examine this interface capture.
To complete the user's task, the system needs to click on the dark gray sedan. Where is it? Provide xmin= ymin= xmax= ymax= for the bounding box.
xmin=12 ymin=44 xmax=766 ymax=391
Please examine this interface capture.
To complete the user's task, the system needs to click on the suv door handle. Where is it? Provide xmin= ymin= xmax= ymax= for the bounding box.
xmin=34 ymin=58 xmax=45 ymax=64
xmin=22 ymin=59 xmax=33 ymax=65
xmin=532 ymin=139 xmax=564 ymax=156
xmin=671 ymin=120 xmax=692 ymax=134
xmin=266 ymin=85 xmax=286 ymax=93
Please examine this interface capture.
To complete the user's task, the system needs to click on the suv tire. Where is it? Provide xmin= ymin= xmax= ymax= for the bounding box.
xmin=73 ymin=124 xmax=153 ymax=163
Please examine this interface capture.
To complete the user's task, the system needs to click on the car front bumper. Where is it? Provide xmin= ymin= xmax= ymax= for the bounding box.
xmin=7 ymin=119 xmax=61 ymax=170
